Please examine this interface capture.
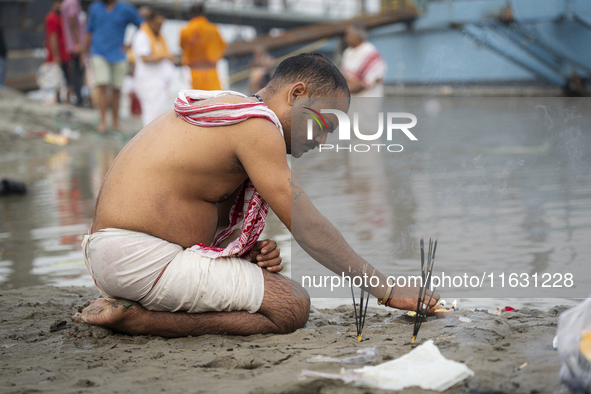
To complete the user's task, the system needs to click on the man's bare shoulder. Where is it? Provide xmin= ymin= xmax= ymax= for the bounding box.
xmin=230 ymin=117 xmax=286 ymax=151
xmin=145 ymin=98 xmax=285 ymax=155
xmin=187 ymin=94 xmax=285 ymax=147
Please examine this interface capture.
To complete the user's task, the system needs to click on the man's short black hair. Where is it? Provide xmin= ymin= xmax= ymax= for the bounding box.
xmin=190 ymin=3 xmax=205 ymax=17
xmin=266 ymin=53 xmax=350 ymax=99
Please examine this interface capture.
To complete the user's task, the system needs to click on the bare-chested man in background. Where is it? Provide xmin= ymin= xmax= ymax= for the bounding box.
xmin=73 ymin=53 xmax=439 ymax=337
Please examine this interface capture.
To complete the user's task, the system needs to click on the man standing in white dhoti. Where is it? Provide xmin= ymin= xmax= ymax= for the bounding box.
xmin=131 ymin=9 xmax=175 ymax=126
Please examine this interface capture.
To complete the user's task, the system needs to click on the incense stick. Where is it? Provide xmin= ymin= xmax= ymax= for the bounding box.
xmin=361 ymin=268 xmax=375 ymax=336
xmin=415 ymin=241 xmax=439 ymax=340
xmin=349 ymin=264 xmax=374 ymax=342
xmin=358 ymin=263 xmax=366 ymax=342
xmin=348 ymin=267 xmax=360 ymax=339
xmin=421 ymin=238 xmax=438 ymax=315
xmin=428 ymin=239 xmax=437 ymax=290
xmin=412 ymin=237 xmax=437 ymax=343
xmin=420 ymin=237 xmax=425 ymax=273
xmin=358 ymin=264 xmax=372 ymax=341
xmin=413 ymin=238 xmax=425 ymax=343
xmin=412 ymin=287 xmax=426 ymax=343
xmin=422 ymin=239 xmax=438 ymax=311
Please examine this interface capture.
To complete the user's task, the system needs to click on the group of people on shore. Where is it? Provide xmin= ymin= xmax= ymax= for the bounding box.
xmin=44 ymin=0 xmax=386 ymax=133
xmin=44 ymin=0 xmax=226 ymax=132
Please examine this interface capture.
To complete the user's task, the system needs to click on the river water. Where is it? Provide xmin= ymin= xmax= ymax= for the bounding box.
xmin=0 ymin=96 xmax=589 ymax=311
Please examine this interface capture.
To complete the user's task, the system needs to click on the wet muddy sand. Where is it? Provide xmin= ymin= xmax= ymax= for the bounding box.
xmin=0 ymin=286 xmax=570 ymax=394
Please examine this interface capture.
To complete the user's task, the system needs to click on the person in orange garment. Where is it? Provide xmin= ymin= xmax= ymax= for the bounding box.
xmin=180 ymin=3 xmax=226 ymax=90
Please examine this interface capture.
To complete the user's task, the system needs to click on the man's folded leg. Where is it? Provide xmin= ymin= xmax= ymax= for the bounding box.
xmin=76 ymin=228 xmax=310 ymax=337
xmin=72 ymin=269 xmax=310 ymax=337
xmin=140 ymin=248 xmax=266 ymax=314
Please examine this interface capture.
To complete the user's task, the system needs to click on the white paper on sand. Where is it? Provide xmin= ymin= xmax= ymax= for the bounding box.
xmin=354 ymin=340 xmax=474 ymax=391
xmin=300 ymin=340 xmax=473 ymax=392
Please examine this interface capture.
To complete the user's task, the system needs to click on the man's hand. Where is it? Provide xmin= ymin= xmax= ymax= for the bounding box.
xmin=251 ymin=239 xmax=282 ymax=272
xmin=387 ymin=283 xmax=441 ymax=315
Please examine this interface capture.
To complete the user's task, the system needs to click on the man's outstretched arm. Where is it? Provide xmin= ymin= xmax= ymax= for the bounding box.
xmin=235 ymin=119 xmax=439 ymax=311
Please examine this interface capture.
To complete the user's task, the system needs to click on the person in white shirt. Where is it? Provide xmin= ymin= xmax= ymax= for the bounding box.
xmin=131 ymin=9 xmax=175 ymax=127
xmin=340 ymin=24 xmax=387 ymax=98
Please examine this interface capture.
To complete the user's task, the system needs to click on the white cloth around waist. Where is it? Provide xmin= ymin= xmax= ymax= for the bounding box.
xmin=82 ymin=228 xmax=264 ymax=313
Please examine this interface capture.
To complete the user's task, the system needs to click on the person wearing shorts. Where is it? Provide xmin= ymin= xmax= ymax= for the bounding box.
xmin=83 ymin=0 xmax=142 ymax=132
xmin=91 ymin=55 xmax=127 ymax=91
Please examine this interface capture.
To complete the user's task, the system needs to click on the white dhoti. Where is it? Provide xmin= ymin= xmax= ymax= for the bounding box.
xmin=82 ymin=228 xmax=265 ymax=313
xmin=131 ymin=28 xmax=177 ymax=127
xmin=136 ymin=80 xmax=173 ymax=126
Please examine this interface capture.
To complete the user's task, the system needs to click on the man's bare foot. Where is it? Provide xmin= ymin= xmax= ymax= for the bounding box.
xmin=70 ymin=322 xmax=113 ymax=339
xmin=71 ymin=298 xmax=144 ymax=336
xmin=97 ymin=123 xmax=107 ymax=134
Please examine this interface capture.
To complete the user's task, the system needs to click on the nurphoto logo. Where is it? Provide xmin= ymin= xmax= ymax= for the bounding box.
xmin=304 ymin=109 xmax=418 ymax=153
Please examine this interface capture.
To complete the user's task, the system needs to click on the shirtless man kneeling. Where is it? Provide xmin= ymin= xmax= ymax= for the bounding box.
xmin=73 ymin=53 xmax=439 ymax=338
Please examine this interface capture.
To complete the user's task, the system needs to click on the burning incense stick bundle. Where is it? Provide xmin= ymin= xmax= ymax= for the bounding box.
xmin=412 ymin=237 xmax=438 ymax=343
xmin=349 ymin=263 xmax=373 ymax=342
xmin=360 ymin=268 xmax=376 ymax=341
xmin=348 ymin=266 xmax=360 ymax=339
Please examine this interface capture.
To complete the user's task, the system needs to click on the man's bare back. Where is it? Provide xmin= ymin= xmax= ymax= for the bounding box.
xmin=92 ymin=95 xmax=279 ymax=248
